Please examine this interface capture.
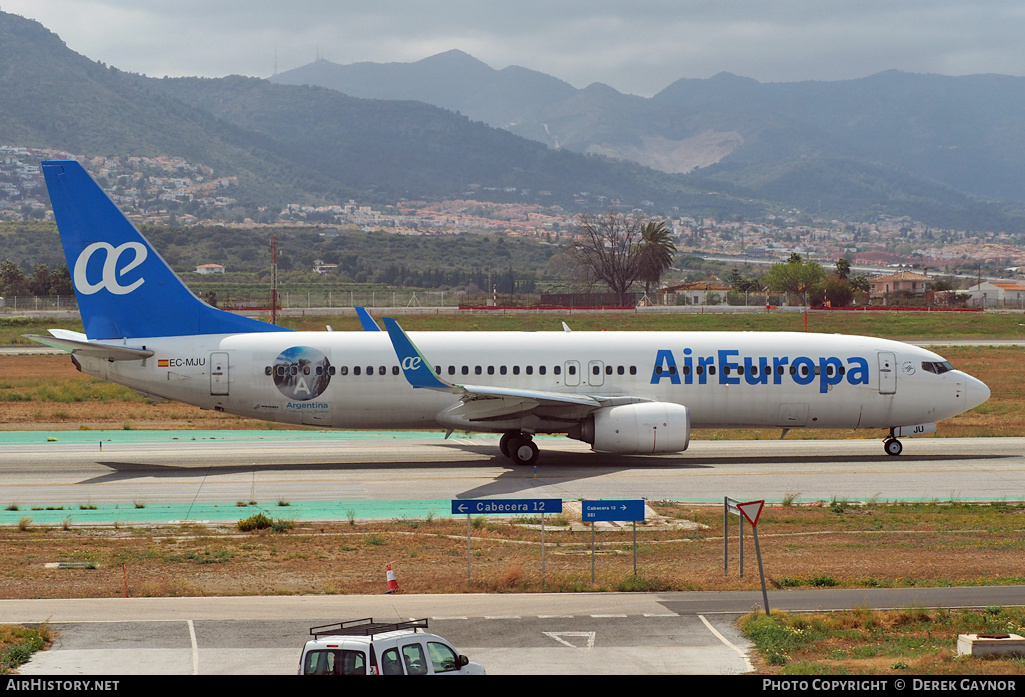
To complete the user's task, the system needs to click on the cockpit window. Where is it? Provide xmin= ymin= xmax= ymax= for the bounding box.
xmin=921 ymin=361 xmax=954 ymax=374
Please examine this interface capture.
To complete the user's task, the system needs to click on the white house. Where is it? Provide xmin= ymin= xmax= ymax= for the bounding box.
xmin=963 ymin=280 xmax=1025 ymax=308
xmin=195 ymin=263 xmax=225 ymax=274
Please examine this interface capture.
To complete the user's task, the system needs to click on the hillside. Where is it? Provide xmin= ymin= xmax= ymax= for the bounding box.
xmin=0 ymin=11 xmax=732 ymax=214
xmin=274 ymin=52 xmax=1025 ymax=229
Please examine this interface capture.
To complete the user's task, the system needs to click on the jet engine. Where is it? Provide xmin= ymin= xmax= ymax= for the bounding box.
xmin=570 ymin=403 xmax=690 ymax=454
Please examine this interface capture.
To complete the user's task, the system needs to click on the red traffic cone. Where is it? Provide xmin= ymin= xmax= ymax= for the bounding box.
xmin=385 ymin=563 xmax=399 ymax=594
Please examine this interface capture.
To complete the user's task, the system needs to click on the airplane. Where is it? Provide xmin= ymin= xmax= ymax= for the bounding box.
xmin=31 ymin=160 xmax=991 ymax=466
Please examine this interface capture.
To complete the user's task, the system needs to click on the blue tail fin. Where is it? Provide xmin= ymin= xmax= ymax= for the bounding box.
xmin=43 ymin=160 xmax=289 ymax=340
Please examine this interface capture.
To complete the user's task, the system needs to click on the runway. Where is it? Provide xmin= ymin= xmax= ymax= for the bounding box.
xmin=1 ymin=431 xmax=1023 ymax=522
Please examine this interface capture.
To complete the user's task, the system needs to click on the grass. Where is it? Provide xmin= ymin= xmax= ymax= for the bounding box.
xmin=2 ymin=501 xmax=1025 ymax=598
xmin=0 ymin=623 xmax=52 ymax=675
xmin=742 ymin=607 xmax=1025 ymax=674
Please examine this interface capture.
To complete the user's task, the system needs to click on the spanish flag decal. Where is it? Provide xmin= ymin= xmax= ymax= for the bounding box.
xmin=158 ymin=359 xmax=169 ymax=367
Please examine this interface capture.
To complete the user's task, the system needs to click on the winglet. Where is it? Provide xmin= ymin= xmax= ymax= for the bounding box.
xmin=383 ymin=317 xmax=455 ymax=390
xmin=355 ymin=306 xmax=381 ymax=331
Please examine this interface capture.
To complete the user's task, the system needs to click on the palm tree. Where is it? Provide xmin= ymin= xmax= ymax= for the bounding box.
xmin=636 ymin=221 xmax=677 ymax=295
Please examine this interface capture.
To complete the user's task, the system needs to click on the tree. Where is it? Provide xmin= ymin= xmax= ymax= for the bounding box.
xmin=764 ymin=254 xmax=825 ymax=306
xmin=0 ymin=260 xmax=28 ymax=297
xmin=569 ymin=212 xmax=648 ymax=304
xmin=835 ymin=257 xmax=852 ymax=281
xmin=636 ymin=221 xmax=677 ymax=295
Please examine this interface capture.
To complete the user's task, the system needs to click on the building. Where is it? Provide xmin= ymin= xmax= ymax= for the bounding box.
xmin=660 ymin=280 xmax=733 ymax=306
xmin=963 ymin=280 xmax=1025 ymax=308
xmin=869 ymin=270 xmax=931 ymax=304
xmin=195 ymin=263 xmax=225 ymax=274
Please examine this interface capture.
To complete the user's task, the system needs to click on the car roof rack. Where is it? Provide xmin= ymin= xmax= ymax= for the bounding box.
xmin=310 ymin=618 xmax=429 ymax=639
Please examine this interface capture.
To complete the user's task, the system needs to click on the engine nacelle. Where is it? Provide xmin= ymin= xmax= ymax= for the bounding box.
xmin=571 ymin=403 xmax=690 ymax=454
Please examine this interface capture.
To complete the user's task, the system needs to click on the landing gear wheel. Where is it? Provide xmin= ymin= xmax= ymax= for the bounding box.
xmin=499 ymin=431 xmax=517 ymax=458
xmin=507 ymin=436 xmax=539 ymax=467
xmin=884 ymin=438 xmax=903 ymax=457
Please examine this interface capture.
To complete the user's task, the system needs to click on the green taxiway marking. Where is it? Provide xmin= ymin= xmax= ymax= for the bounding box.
xmin=0 ymin=429 xmax=455 ymax=446
xmin=0 ymin=500 xmax=459 ymax=525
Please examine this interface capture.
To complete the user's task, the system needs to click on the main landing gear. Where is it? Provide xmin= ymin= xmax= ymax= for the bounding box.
xmin=883 ymin=431 xmax=903 ymax=457
xmin=499 ymin=431 xmax=539 ymax=467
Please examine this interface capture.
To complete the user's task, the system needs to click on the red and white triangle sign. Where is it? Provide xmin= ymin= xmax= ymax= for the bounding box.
xmin=737 ymin=500 xmax=765 ymax=527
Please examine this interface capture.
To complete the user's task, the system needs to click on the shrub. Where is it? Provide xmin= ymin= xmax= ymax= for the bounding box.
xmin=237 ymin=513 xmax=272 ymax=532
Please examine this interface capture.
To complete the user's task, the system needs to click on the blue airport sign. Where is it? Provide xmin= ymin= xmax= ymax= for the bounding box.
xmin=451 ymin=499 xmax=563 ymax=515
xmin=582 ymin=499 xmax=646 ymax=522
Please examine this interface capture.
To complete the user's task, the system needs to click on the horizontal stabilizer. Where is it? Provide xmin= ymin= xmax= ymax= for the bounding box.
xmin=25 ymin=331 xmax=154 ymax=361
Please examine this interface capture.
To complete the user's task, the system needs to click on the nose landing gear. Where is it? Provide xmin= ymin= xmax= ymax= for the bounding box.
xmin=883 ymin=433 xmax=903 ymax=457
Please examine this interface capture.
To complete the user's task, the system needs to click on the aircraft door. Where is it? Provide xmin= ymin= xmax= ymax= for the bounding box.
xmin=588 ymin=360 xmax=605 ymax=386
xmin=564 ymin=360 xmax=580 ymax=386
xmin=878 ymin=352 xmax=896 ymax=394
xmin=210 ymin=352 xmax=229 ymax=395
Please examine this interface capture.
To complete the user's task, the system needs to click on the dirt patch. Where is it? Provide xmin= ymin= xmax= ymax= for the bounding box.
xmin=2 ymin=503 xmax=1024 ymax=599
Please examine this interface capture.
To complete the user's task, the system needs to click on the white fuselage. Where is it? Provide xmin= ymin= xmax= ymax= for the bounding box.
xmin=74 ymin=330 xmax=986 ymax=436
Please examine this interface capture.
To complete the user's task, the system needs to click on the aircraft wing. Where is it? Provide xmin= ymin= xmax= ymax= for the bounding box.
xmin=25 ymin=329 xmax=154 ymax=361
xmin=383 ymin=317 xmax=604 ymax=420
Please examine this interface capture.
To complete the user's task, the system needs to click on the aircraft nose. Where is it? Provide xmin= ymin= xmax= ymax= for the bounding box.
xmin=964 ymin=376 xmax=990 ymax=411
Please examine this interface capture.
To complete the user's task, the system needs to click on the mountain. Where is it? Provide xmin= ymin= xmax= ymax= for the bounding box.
xmin=3 ymin=10 xmax=1024 ymax=229
xmin=273 ymin=53 xmax=1025 ymax=228
xmin=0 ymin=11 xmax=720 ymax=213
xmin=272 ymin=50 xmax=579 ymax=131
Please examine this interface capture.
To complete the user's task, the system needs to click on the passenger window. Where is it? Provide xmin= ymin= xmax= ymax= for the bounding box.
xmin=592 ymin=365 xmax=600 ymax=375
xmin=462 ymin=366 xmax=469 ymax=375
xmin=617 ymin=366 xmax=624 ymax=375
xmin=379 ymin=366 xmax=386 ymax=376
xmin=354 ymin=366 xmax=361 ymax=376
xmin=448 ymin=366 xmax=455 ymax=376
xmin=392 ymin=366 xmax=399 ymax=375
xmin=513 ymin=366 xmax=520 ymax=375
xmin=340 ymin=366 xmax=348 ymax=376
xmin=427 ymin=642 xmax=460 ymax=673
xmin=475 ymin=366 xmax=482 ymax=375
xmin=526 ymin=366 xmax=533 ymax=375
xmin=380 ymin=648 xmax=403 ymax=676
xmin=366 ymin=365 xmax=373 ymax=376
xmin=265 ymin=366 xmax=272 ymax=376
xmin=568 ymin=365 xmax=576 ymax=375
xmin=487 ymin=366 xmax=495 ymax=375
xmin=539 ymin=366 xmax=546 ymax=375
xmin=401 ymin=643 xmax=428 ymax=675
xmin=554 ymin=366 xmax=561 ymax=375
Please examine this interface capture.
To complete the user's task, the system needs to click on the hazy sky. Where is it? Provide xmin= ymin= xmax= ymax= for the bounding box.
xmin=4 ymin=0 xmax=1024 ymax=96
